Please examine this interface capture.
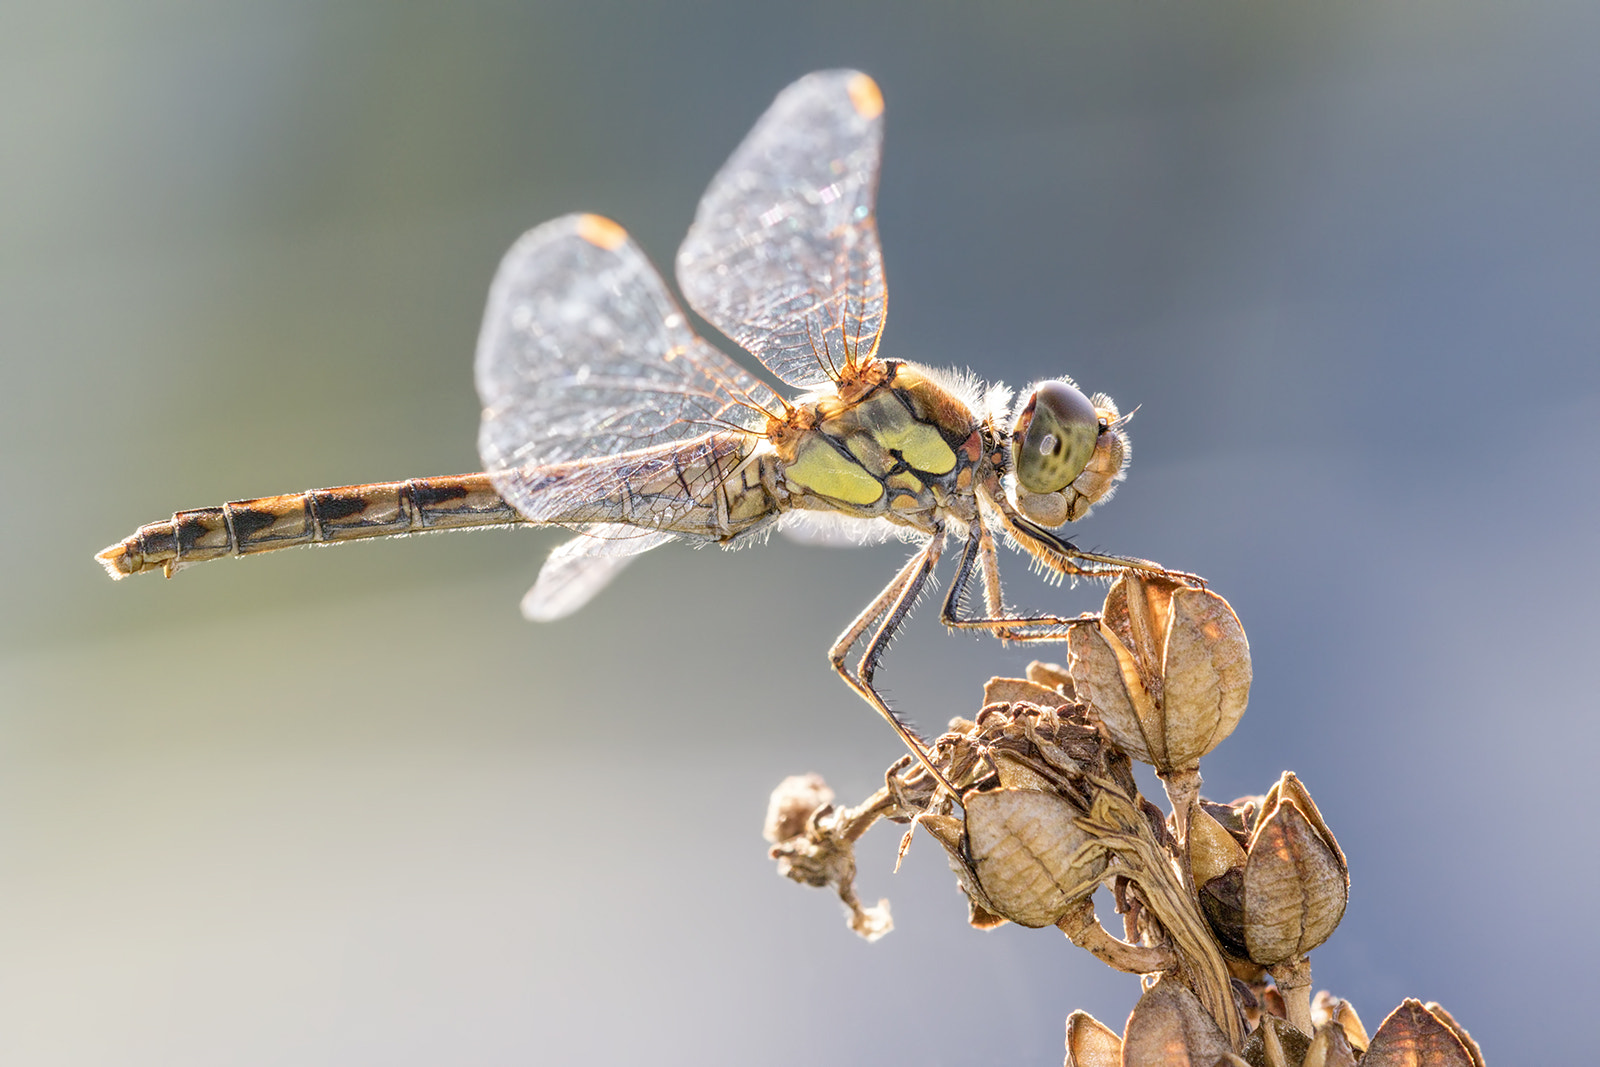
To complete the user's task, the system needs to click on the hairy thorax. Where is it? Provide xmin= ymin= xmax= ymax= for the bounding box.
xmin=766 ymin=361 xmax=989 ymax=532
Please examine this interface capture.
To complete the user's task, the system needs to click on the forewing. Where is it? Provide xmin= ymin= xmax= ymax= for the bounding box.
xmin=476 ymin=213 xmax=779 ymax=520
xmin=676 ymin=70 xmax=887 ymax=390
xmin=520 ymin=528 xmax=674 ymax=622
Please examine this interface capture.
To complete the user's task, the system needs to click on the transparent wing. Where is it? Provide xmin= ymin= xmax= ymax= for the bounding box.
xmin=476 ymin=213 xmax=780 ymax=521
xmin=520 ymin=528 xmax=674 ymax=621
xmin=493 ymin=431 xmax=756 ymax=530
xmin=676 ymin=70 xmax=887 ymax=390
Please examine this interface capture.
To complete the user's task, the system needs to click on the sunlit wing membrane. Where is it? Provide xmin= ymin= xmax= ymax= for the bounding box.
xmin=476 ymin=212 xmax=780 ymax=521
xmin=676 ymin=69 xmax=887 ymax=390
xmin=520 ymin=527 xmax=675 ymax=621
xmin=496 ymin=431 xmax=756 ymax=533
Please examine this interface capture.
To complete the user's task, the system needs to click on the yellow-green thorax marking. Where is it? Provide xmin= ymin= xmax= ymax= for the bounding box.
xmin=768 ymin=361 xmax=985 ymax=531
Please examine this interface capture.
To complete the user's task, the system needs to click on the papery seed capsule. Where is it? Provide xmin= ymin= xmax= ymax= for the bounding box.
xmin=1362 ymin=1000 xmax=1478 ymax=1067
xmin=1421 ymin=1002 xmax=1482 ymax=1067
xmin=1064 ymin=1010 xmax=1122 ymax=1067
xmin=1306 ymin=1020 xmax=1361 ymax=1067
xmin=1312 ymin=991 xmax=1371 ymax=1052
xmin=1189 ymin=775 xmax=1348 ymax=967
xmin=1068 ymin=573 xmax=1251 ymax=773
xmin=1190 ymin=803 xmax=1252 ymax=959
xmin=1241 ymin=774 xmax=1348 ymax=965
xmin=961 ymin=786 xmax=1103 ymax=928
xmin=1241 ymin=1015 xmax=1313 ymax=1067
xmin=916 ymin=728 xmax=1108 ymax=931
xmin=1119 ymin=978 xmax=1233 ymax=1066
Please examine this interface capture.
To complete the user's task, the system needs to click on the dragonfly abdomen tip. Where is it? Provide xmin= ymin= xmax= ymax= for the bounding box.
xmin=94 ymin=542 xmax=134 ymax=580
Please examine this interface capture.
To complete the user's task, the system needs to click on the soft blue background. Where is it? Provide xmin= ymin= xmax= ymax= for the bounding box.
xmin=4 ymin=3 xmax=1595 ymax=1063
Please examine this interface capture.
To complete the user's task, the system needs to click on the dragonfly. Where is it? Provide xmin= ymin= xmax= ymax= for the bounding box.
xmin=97 ymin=69 xmax=1186 ymax=793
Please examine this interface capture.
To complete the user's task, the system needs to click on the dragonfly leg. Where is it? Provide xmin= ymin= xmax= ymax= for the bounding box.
xmin=939 ymin=519 xmax=1104 ymax=644
xmin=991 ymin=492 xmax=1206 ymax=589
xmin=828 ymin=535 xmax=957 ymax=795
xmin=1063 ymin=545 xmax=1206 ymax=588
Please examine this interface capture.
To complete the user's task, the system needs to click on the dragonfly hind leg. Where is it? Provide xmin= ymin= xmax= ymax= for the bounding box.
xmin=828 ymin=533 xmax=957 ymax=795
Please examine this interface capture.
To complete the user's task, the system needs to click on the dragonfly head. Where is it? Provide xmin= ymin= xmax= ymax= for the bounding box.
xmin=1010 ymin=381 xmax=1129 ymax=526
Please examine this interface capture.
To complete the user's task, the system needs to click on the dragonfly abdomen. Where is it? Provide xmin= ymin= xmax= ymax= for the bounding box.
xmin=97 ymin=473 xmax=526 ymax=579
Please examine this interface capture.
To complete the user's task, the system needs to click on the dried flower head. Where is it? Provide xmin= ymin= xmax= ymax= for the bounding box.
xmin=913 ymin=699 xmax=1113 ymax=929
xmin=762 ymin=773 xmax=834 ymax=846
xmin=764 ymin=574 xmax=1483 ymax=1066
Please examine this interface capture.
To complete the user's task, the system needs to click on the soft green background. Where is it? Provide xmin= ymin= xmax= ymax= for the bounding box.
xmin=5 ymin=3 xmax=1596 ymax=1063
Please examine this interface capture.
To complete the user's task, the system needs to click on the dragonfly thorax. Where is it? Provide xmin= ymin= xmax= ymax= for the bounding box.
xmin=768 ymin=361 xmax=986 ymax=532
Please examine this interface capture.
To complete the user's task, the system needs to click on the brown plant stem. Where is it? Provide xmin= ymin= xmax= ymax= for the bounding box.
xmin=1055 ymin=898 xmax=1177 ymax=974
xmin=1268 ymin=957 xmax=1313 ymax=1036
xmin=1160 ymin=766 xmax=1202 ymax=858
xmin=1078 ymin=785 xmax=1244 ymax=1048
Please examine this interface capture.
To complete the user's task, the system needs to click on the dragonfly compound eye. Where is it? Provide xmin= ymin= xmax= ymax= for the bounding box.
xmin=1013 ymin=380 xmax=1099 ymax=495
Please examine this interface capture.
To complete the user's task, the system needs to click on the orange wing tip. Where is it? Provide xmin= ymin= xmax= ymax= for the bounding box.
xmin=575 ymin=214 xmax=628 ymax=251
xmin=95 ymin=543 xmax=133 ymax=580
xmin=847 ymin=73 xmax=884 ymax=120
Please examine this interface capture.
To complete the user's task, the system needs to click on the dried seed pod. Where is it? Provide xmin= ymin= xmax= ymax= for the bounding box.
xmin=964 ymin=787 xmax=1099 ymax=927
xmin=1064 ymin=1010 xmax=1121 ymax=1067
xmin=1068 ymin=573 xmax=1250 ymax=773
xmin=1239 ymin=1014 xmax=1311 ymax=1066
xmin=1421 ymin=1002 xmax=1484 ymax=1067
xmin=1120 ymin=977 xmax=1232 ymax=1066
xmin=921 ymin=754 xmax=1108 ymax=929
xmin=1242 ymin=774 xmax=1348 ymax=966
xmin=1191 ymin=803 xmax=1252 ymax=959
xmin=1361 ymin=1000 xmax=1478 ymax=1067
xmin=1311 ymin=991 xmax=1370 ymax=1052
xmin=1025 ymin=659 xmax=1076 ymax=699
xmin=982 ymin=675 xmax=1072 ymax=709
xmin=1304 ymin=1020 xmax=1360 ymax=1067
xmin=1191 ymin=775 xmax=1348 ymax=967
xmin=908 ymin=699 xmax=1117 ymax=930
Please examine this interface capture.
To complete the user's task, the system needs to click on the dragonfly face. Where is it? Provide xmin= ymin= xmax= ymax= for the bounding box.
xmin=98 ymin=69 xmax=1185 ymax=793
xmin=1010 ymin=381 xmax=1130 ymax=528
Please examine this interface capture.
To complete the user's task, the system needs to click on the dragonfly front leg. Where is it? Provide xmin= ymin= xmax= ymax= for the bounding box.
xmin=939 ymin=518 xmax=1103 ymax=644
xmin=828 ymin=534 xmax=956 ymax=795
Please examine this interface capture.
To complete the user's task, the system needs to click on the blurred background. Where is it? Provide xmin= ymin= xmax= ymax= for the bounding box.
xmin=4 ymin=2 xmax=1596 ymax=1063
